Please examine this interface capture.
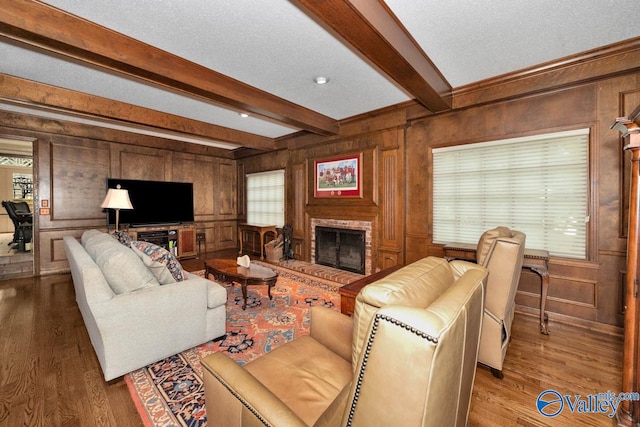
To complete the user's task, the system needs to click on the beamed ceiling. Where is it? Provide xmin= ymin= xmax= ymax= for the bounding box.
xmin=0 ymin=0 xmax=639 ymax=154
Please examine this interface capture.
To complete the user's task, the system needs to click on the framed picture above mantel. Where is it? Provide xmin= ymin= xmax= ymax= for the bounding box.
xmin=314 ymin=153 xmax=362 ymax=198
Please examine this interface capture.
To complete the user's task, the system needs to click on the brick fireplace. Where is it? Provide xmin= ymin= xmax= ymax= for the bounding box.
xmin=311 ymin=218 xmax=372 ymax=275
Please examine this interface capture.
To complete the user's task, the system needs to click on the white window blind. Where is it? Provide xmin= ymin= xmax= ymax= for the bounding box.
xmin=432 ymin=129 xmax=589 ymax=259
xmin=246 ymin=169 xmax=285 ymax=227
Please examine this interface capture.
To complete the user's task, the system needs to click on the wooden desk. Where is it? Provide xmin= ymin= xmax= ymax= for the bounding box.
xmin=339 ymin=265 xmax=403 ymax=316
xmin=443 ymin=243 xmax=551 ymax=335
xmin=238 ymin=223 xmax=277 ymax=260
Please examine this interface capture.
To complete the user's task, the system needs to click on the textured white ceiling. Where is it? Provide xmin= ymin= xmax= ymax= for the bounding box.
xmin=385 ymin=0 xmax=640 ymax=87
xmin=2 ymin=0 xmax=639 ymax=148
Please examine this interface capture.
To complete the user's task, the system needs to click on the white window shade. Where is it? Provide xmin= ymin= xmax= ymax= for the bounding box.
xmin=433 ymin=129 xmax=589 ymax=259
xmin=246 ymin=169 xmax=285 ymax=227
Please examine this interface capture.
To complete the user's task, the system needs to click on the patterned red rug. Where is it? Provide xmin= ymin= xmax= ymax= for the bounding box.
xmin=125 ymin=264 xmax=342 ymax=427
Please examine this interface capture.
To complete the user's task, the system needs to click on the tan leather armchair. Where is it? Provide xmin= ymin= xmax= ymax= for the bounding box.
xmin=475 ymin=226 xmax=526 ymax=379
xmin=200 ymin=257 xmax=488 ymax=427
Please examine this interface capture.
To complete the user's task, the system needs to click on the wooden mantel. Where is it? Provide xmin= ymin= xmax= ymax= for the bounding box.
xmin=611 ymin=105 xmax=640 ymax=427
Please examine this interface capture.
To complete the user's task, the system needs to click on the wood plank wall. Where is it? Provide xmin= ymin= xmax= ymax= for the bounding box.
xmin=1 ymin=65 xmax=640 ymax=330
xmin=405 ymin=77 xmax=640 ymax=328
xmin=0 ymin=113 xmax=238 ymax=276
xmin=239 ymin=72 xmax=640 ymax=330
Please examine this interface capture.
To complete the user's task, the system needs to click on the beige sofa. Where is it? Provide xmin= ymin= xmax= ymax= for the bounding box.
xmin=201 ymin=256 xmax=488 ymax=426
xmin=64 ymin=229 xmax=227 ymax=381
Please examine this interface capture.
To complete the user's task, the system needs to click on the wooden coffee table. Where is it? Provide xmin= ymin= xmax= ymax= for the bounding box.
xmin=205 ymin=258 xmax=278 ymax=310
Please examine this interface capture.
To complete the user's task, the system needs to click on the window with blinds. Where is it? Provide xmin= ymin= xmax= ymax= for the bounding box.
xmin=432 ymin=129 xmax=590 ymax=259
xmin=246 ymin=169 xmax=285 ymax=227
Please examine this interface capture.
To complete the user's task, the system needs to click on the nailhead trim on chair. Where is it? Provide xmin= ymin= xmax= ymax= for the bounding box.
xmin=346 ymin=312 xmax=438 ymax=426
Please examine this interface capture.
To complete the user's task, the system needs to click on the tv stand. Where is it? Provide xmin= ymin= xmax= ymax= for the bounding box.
xmin=128 ymin=223 xmax=197 ymax=260
xmin=130 ymin=222 xmax=180 ymax=228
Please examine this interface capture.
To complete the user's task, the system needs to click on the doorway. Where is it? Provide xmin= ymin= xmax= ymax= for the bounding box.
xmin=0 ymin=137 xmax=34 ymax=279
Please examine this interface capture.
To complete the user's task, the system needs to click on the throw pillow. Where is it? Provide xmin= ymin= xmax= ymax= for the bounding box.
xmin=111 ymin=230 xmax=133 ymax=247
xmin=93 ymin=239 xmax=160 ymax=294
xmin=130 ymin=240 xmax=187 ymax=283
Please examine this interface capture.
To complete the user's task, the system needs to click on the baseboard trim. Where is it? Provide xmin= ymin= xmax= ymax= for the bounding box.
xmin=515 ymin=304 xmax=623 ymax=337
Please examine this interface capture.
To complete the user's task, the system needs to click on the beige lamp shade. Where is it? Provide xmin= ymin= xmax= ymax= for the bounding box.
xmin=101 ymin=184 xmax=133 ymax=210
xmin=101 ymin=184 xmax=133 ymax=230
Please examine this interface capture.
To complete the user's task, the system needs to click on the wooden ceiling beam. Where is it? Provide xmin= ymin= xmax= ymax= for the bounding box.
xmin=0 ymin=0 xmax=339 ymax=137
xmin=295 ymin=0 xmax=452 ymax=112
xmin=0 ymin=74 xmax=277 ymax=151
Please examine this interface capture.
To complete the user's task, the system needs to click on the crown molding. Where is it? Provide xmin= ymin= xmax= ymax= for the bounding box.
xmin=452 ymin=37 xmax=640 ymax=109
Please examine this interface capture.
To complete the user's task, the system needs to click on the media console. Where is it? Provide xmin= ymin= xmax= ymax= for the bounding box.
xmin=128 ymin=223 xmax=197 ymax=260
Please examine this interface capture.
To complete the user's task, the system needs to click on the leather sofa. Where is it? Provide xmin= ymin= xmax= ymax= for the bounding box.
xmin=63 ymin=230 xmax=227 ymax=380
xmin=200 ymin=256 xmax=488 ymax=426
xmin=475 ymin=226 xmax=526 ymax=378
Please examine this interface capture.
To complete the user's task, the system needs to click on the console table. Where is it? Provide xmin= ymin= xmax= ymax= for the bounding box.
xmin=443 ymin=242 xmax=551 ymax=335
xmin=238 ymin=223 xmax=278 ymax=260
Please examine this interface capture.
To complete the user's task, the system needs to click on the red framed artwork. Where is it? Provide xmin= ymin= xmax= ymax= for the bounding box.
xmin=314 ymin=154 xmax=361 ymax=198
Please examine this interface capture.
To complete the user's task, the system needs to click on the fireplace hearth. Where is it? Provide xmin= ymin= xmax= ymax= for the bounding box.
xmin=315 ymin=226 xmax=365 ymax=274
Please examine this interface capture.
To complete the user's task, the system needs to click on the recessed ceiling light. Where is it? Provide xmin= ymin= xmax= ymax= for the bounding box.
xmin=314 ymin=76 xmax=329 ymax=85
xmin=239 ymin=113 xmax=249 ymax=118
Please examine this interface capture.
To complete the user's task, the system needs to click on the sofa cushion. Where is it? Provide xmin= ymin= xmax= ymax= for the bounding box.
xmin=130 ymin=241 xmax=187 ymax=283
xmin=245 ymin=335 xmax=352 ymax=426
xmin=82 ymin=229 xmax=120 ymax=261
xmin=183 ymin=272 xmax=227 ymax=308
xmin=81 ymin=229 xmax=105 ymax=246
xmin=352 ymin=256 xmax=455 ymax=367
xmin=206 ymin=281 xmax=227 ymax=308
xmin=88 ymin=235 xmax=160 ymax=295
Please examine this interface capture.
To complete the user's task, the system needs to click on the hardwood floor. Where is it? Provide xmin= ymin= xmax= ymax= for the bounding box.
xmin=0 ymin=252 xmax=623 ymax=426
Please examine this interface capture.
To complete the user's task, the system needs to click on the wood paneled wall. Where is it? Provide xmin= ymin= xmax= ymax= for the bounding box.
xmin=0 ymin=164 xmax=33 ymax=233
xmin=0 ymin=114 xmax=238 ymax=276
xmin=239 ymin=120 xmax=406 ymax=272
xmin=404 ymin=78 xmax=640 ymax=328
xmin=240 ymin=73 xmax=640 ymax=329
xmin=1 ymin=65 xmax=640 ymax=329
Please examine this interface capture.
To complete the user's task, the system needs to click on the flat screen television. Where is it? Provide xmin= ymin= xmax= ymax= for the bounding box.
xmin=106 ymin=178 xmax=194 ymax=227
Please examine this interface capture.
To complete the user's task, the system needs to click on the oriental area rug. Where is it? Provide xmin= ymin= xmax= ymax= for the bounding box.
xmin=125 ymin=263 xmax=342 ymax=427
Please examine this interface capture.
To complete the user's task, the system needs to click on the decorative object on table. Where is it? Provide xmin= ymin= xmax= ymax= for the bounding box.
xmin=100 ymin=184 xmax=133 ymax=231
xmin=314 ymin=152 xmax=361 ymax=198
xmin=236 ymin=254 xmax=251 ymax=267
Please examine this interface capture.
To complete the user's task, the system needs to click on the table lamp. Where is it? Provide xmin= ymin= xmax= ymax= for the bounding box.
xmin=101 ymin=184 xmax=133 ymax=231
